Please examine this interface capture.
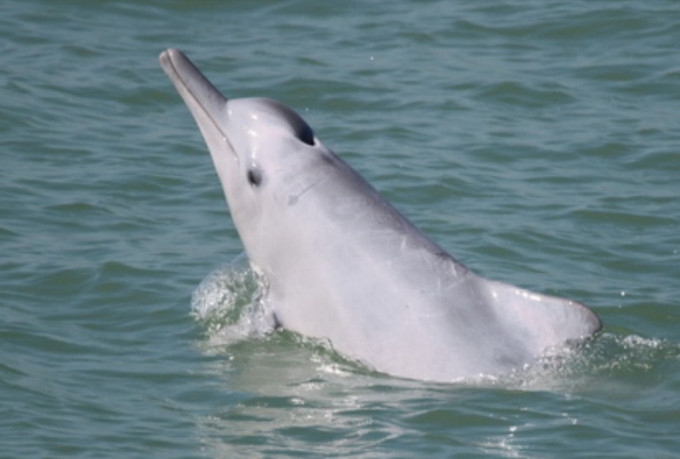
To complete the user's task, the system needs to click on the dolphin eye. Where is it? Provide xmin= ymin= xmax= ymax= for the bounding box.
xmin=247 ymin=168 xmax=262 ymax=187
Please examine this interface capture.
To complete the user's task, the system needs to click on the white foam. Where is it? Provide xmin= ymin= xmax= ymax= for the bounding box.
xmin=191 ymin=257 xmax=277 ymax=344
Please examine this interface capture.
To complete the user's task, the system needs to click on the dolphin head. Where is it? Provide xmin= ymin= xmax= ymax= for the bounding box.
xmin=159 ymin=49 xmax=337 ymax=269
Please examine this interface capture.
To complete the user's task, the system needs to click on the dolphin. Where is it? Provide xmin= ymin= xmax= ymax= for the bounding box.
xmin=159 ymin=48 xmax=601 ymax=382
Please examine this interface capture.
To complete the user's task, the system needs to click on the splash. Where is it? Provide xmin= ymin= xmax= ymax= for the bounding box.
xmin=191 ymin=256 xmax=277 ymax=345
xmin=492 ymin=332 xmax=680 ymax=392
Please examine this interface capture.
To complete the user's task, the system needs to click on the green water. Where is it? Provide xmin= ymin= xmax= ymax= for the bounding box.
xmin=2 ymin=0 xmax=679 ymax=457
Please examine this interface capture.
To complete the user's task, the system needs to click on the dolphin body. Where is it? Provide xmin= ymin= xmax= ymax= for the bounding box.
xmin=159 ymin=48 xmax=601 ymax=382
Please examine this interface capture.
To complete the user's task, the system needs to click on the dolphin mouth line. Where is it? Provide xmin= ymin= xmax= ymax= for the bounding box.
xmin=159 ymin=49 xmax=237 ymax=160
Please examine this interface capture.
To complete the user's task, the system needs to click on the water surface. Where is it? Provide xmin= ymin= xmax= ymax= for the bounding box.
xmin=1 ymin=0 xmax=679 ymax=457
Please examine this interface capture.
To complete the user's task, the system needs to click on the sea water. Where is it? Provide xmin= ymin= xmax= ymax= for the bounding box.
xmin=1 ymin=0 xmax=679 ymax=456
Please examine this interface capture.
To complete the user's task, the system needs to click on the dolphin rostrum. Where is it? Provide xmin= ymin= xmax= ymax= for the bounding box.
xmin=159 ymin=48 xmax=601 ymax=382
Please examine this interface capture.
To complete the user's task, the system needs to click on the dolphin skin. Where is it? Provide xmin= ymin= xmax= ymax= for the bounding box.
xmin=159 ymin=48 xmax=601 ymax=382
